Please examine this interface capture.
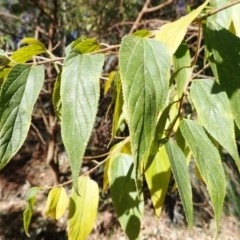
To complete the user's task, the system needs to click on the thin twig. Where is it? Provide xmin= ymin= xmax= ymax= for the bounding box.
xmin=31 ymin=123 xmax=46 ymax=145
xmin=195 ymin=0 xmax=240 ymax=21
xmin=129 ymin=0 xmax=151 ymax=34
xmin=43 ymin=136 xmax=130 ymax=189
xmin=145 ymin=0 xmax=174 ymax=13
xmin=192 ymin=63 xmax=210 ymax=79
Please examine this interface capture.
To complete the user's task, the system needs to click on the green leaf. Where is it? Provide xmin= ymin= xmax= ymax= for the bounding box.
xmin=203 ymin=22 xmax=240 ymax=130
xmin=110 ymin=153 xmax=144 ymax=240
xmin=132 ymin=29 xmax=151 ymax=37
xmin=119 ymin=35 xmax=171 ymax=182
xmin=173 ymin=41 xmax=191 ymax=97
xmin=19 ymin=38 xmax=46 ymax=49
xmin=61 ymin=50 xmax=104 ymax=194
xmin=180 ymin=119 xmax=226 ymax=231
xmin=0 ymin=65 xmax=44 ymax=170
xmin=190 ymin=79 xmax=240 ymax=171
xmin=155 ymin=0 xmax=209 ymax=56
xmin=68 ymin=176 xmax=99 ymax=240
xmin=112 ymin=72 xmax=124 ymax=137
xmin=52 ymin=72 xmax=62 ymax=121
xmin=0 ymin=49 xmax=10 ymax=67
xmin=45 ymin=187 xmax=69 ymax=220
xmin=73 ymin=38 xmax=100 ymax=54
xmin=23 ymin=187 xmax=41 ymax=236
xmin=209 ymin=0 xmax=240 ymax=37
xmin=145 ymin=146 xmax=171 ymax=217
xmin=11 ymin=45 xmax=47 ymax=64
xmin=165 ymin=141 xmax=193 ymax=227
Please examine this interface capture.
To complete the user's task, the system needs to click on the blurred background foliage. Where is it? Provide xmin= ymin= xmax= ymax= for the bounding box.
xmin=0 ymin=0 xmax=240 ymax=239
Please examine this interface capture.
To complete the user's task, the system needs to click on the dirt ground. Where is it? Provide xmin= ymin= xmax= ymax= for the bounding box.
xmin=1 ymin=143 xmax=240 ymax=240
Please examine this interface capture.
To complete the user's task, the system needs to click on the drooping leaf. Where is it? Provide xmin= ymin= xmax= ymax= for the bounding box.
xmin=180 ymin=119 xmax=226 ymax=231
xmin=165 ymin=141 xmax=193 ymax=227
xmin=52 ymin=71 xmax=62 ymax=121
xmin=11 ymin=45 xmax=47 ymax=64
xmin=110 ymin=153 xmax=144 ymax=240
xmin=145 ymin=146 xmax=171 ymax=217
xmin=173 ymin=41 xmax=191 ymax=97
xmin=190 ymin=79 xmax=240 ymax=171
xmin=19 ymin=38 xmax=46 ymax=49
xmin=203 ymin=22 xmax=240 ymax=130
xmin=0 ymin=49 xmax=10 ymax=67
xmin=155 ymin=0 xmax=209 ymax=56
xmin=103 ymin=137 xmax=131 ymax=191
xmin=45 ymin=187 xmax=69 ymax=220
xmin=0 ymin=64 xmax=44 ymax=170
xmin=119 ymin=35 xmax=171 ymax=183
xmin=112 ymin=72 xmax=124 ymax=137
xmin=104 ymin=70 xmax=116 ymax=96
xmin=68 ymin=176 xmax=99 ymax=240
xmin=61 ymin=50 xmax=104 ymax=194
xmin=209 ymin=0 xmax=240 ymax=37
xmin=23 ymin=187 xmax=41 ymax=236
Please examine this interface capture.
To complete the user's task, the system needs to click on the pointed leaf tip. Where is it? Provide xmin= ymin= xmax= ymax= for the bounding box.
xmin=61 ymin=51 xmax=104 ymax=193
xmin=68 ymin=176 xmax=99 ymax=240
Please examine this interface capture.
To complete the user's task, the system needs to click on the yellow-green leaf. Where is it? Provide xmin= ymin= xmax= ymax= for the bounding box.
xmin=52 ymin=72 xmax=62 ymax=121
xmin=19 ymin=38 xmax=46 ymax=49
xmin=23 ymin=187 xmax=41 ymax=236
xmin=103 ymin=138 xmax=131 ymax=191
xmin=45 ymin=187 xmax=69 ymax=220
xmin=155 ymin=0 xmax=209 ymax=56
xmin=173 ymin=41 xmax=191 ymax=97
xmin=11 ymin=45 xmax=47 ymax=64
xmin=112 ymin=72 xmax=124 ymax=137
xmin=145 ymin=146 xmax=171 ymax=217
xmin=68 ymin=176 xmax=99 ymax=240
xmin=104 ymin=71 xmax=116 ymax=96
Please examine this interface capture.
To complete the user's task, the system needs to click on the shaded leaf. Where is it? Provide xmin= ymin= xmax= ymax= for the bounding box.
xmin=61 ymin=50 xmax=104 ymax=194
xmin=112 ymin=72 xmax=124 ymax=137
xmin=0 ymin=65 xmax=44 ymax=170
xmin=145 ymin=146 xmax=171 ymax=217
xmin=45 ymin=187 xmax=69 ymax=220
xmin=119 ymin=35 xmax=171 ymax=183
xmin=180 ymin=119 xmax=226 ymax=231
xmin=173 ymin=41 xmax=191 ymax=97
xmin=103 ymin=138 xmax=131 ymax=191
xmin=23 ymin=187 xmax=41 ymax=236
xmin=52 ymin=72 xmax=62 ymax=121
xmin=209 ymin=0 xmax=240 ymax=37
xmin=165 ymin=141 xmax=193 ymax=227
xmin=190 ymin=79 xmax=240 ymax=171
xmin=104 ymin=70 xmax=116 ymax=96
xmin=203 ymin=22 xmax=240 ymax=130
xmin=110 ymin=153 xmax=144 ymax=240
xmin=68 ymin=176 xmax=99 ymax=240
xmin=155 ymin=0 xmax=209 ymax=56
xmin=0 ymin=49 xmax=10 ymax=67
